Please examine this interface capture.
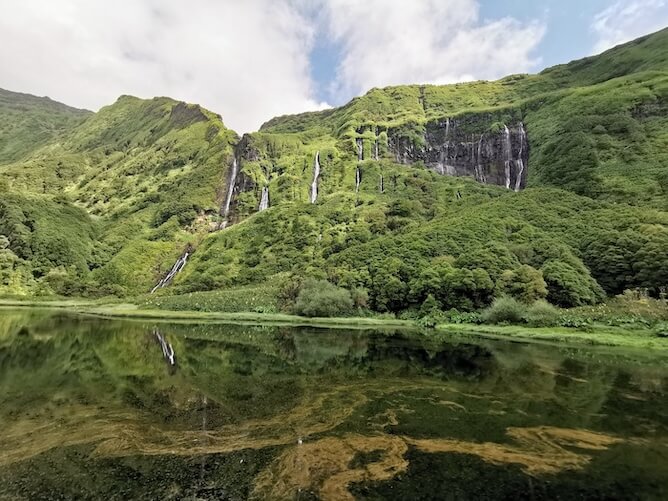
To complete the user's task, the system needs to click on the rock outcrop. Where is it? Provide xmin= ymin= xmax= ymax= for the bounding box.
xmin=385 ymin=116 xmax=529 ymax=190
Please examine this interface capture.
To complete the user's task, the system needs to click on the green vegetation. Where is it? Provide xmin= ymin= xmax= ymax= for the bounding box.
xmin=0 ymin=88 xmax=90 ymax=164
xmin=0 ymin=29 xmax=667 ymax=341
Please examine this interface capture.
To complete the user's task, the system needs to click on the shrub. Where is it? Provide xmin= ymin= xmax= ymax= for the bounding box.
xmin=482 ymin=296 xmax=525 ymax=324
xmin=496 ymin=265 xmax=548 ymax=304
xmin=419 ymin=294 xmax=441 ymax=317
xmin=654 ymin=322 xmax=668 ymax=338
xmin=154 ymin=200 xmax=197 ymax=226
xmin=350 ymin=287 xmax=369 ymax=309
xmin=293 ymin=278 xmax=353 ymax=317
xmin=524 ymin=300 xmax=560 ymax=327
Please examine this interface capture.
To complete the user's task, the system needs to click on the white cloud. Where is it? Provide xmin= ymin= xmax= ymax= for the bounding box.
xmin=0 ymin=0 xmax=329 ymax=133
xmin=0 ymin=0 xmax=546 ymax=132
xmin=320 ymin=0 xmax=546 ymax=101
xmin=592 ymin=0 xmax=668 ymax=53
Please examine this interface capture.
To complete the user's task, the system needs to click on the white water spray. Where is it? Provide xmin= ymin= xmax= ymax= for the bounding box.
xmin=222 ymin=157 xmax=239 ymax=218
xmin=355 ymin=167 xmax=361 ymax=193
xmin=476 ymin=134 xmax=486 ymax=183
xmin=151 ymin=250 xmax=189 ymax=293
xmin=503 ymin=125 xmax=512 ymax=189
xmin=310 ymin=151 xmax=320 ymax=204
xmin=514 ymin=123 xmax=527 ymax=192
xmin=259 ymin=186 xmax=269 ymax=211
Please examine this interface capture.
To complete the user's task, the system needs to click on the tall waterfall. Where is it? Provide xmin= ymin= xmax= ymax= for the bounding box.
xmin=356 ymin=138 xmax=363 ymax=161
xmin=222 ymin=157 xmax=239 ymax=219
xmin=310 ymin=151 xmax=320 ymax=204
xmin=258 ymin=186 xmax=269 ymax=211
xmin=151 ymin=249 xmax=189 ymax=293
xmin=514 ymin=123 xmax=527 ymax=192
xmin=355 ymin=167 xmax=361 ymax=193
xmin=503 ymin=125 xmax=512 ymax=190
xmin=374 ymin=139 xmax=379 ymax=160
xmin=441 ymin=117 xmax=452 ymax=175
xmin=476 ymin=134 xmax=486 ymax=183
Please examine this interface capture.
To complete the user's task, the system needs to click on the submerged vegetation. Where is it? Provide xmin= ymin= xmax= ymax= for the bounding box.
xmin=0 ymin=29 xmax=667 ymax=342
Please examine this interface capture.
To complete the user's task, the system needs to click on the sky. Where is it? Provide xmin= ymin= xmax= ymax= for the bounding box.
xmin=1 ymin=1 xmax=667 ymax=133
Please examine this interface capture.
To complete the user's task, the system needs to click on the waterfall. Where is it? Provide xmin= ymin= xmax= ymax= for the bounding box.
xmin=476 ymin=134 xmax=486 ymax=183
xmin=374 ymin=139 xmax=379 ymax=160
xmin=514 ymin=123 xmax=527 ymax=192
xmin=222 ymin=157 xmax=239 ymax=218
xmin=356 ymin=138 xmax=363 ymax=161
xmin=258 ymin=186 xmax=269 ymax=211
xmin=355 ymin=167 xmax=361 ymax=193
xmin=151 ymin=250 xmax=189 ymax=293
xmin=154 ymin=329 xmax=176 ymax=365
xmin=503 ymin=125 xmax=512 ymax=190
xmin=310 ymin=151 xmax=320 ymax=204
xmin=379 ymin=174 xmax=384 ymax=193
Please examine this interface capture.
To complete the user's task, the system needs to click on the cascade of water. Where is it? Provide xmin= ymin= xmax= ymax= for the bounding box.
xmin=443 ymin=117 xmax=452 ymax=172
xmin=374 ymin=139 xmax=379 ymax=160
xmin=222 ymin=157 xmax=239 ymax=218
xmin=151 ymin=250 xmax=189 ymax=293
xmin=356 ymin=138 xmax=363 ymax=161
xmin=355 ymin=167 xmax=361 ymax=193
xmin=379 ymin=174 xmax=384 ymax=193
xmin=476 ymin=134 xmax=485 ymax=183
xmin=258 ymin=186 xmax=269 ymax=211
xmin=514 ymin=123 xmax=527 ymax=192
xmin=503 ymin=125 xmax=512 ymax=189
xmin=310 ymin=151 xmax=320 ymax=204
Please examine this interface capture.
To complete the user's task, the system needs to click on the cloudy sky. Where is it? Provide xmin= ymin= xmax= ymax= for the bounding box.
xmin=1 ymin=0 xmax=667 ymax=133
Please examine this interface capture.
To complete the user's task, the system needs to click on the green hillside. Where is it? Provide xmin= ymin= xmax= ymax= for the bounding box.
xmin=0 ymin=88 xmax=90 ymax=164
xmin=0 ymin=29 xmax=667 ymax=322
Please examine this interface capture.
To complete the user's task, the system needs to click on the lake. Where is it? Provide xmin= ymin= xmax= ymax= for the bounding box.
xmin=0 ymin=308 xmax=667 ymax=500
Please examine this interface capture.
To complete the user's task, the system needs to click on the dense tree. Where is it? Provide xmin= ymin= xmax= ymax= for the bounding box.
xmin=496 ymin=265 xmax=548 ymax=304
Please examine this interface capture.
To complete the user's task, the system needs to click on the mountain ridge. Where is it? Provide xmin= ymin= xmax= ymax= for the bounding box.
xmin=0 ymin=28 xmax=666 ymax=312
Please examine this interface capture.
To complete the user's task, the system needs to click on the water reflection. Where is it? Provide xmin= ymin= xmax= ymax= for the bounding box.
xmin=0 ymin=309 xmax=666 ymax=499
xmin=153 ymin=328 xmax=177 ymax=373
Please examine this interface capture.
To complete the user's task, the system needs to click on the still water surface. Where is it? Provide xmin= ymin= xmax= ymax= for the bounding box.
xmin=0 ymin=308 xmax=667 ymax=500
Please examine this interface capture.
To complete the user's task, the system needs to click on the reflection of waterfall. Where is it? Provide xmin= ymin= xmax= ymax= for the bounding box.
xmin=379 ymin=174 xmax=384 ymax=193
xmin=310 ymin=151 xmax=320 ymax=204
xmin=259 ymin=186 xmax=269 ymax=211
xmin=514 ymin=123 xmax=526 ymax=192
xmin=503 ymin=125 xmax=512 ymax=190
xmin=355 ymin=167 xmax=361 ymax=193
xmin=153 ymin=329 xmax=176 ymax=366
xmin=356 ymin=138 xmax=363 ymax=161
xmin=222 ymin=157 xmax=239 ymax=219
xmin=151 ymin=249 xmax=189 ymax=293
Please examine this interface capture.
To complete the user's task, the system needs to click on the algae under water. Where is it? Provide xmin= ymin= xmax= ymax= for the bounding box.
xmin=0 ymin=308 xmax=666 ymax=499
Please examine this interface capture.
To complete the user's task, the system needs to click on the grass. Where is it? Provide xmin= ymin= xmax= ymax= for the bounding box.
xmin=2 ymin=298 xmax=667 ymax=350
xmin=435 ymin=322 xmax=668 ymax=351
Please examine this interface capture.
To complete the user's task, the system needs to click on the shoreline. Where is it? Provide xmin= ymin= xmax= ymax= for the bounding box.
xmin=1 ymin=299 xmax=666 ymax=350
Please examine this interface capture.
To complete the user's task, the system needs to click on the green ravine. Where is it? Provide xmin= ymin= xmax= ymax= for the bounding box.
xmin=0 ymin=29 xmax=667 ymax=333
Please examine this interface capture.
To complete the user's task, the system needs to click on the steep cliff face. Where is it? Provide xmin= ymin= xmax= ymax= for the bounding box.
xmin=383 ymin=117 xmax=529 ymax=190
